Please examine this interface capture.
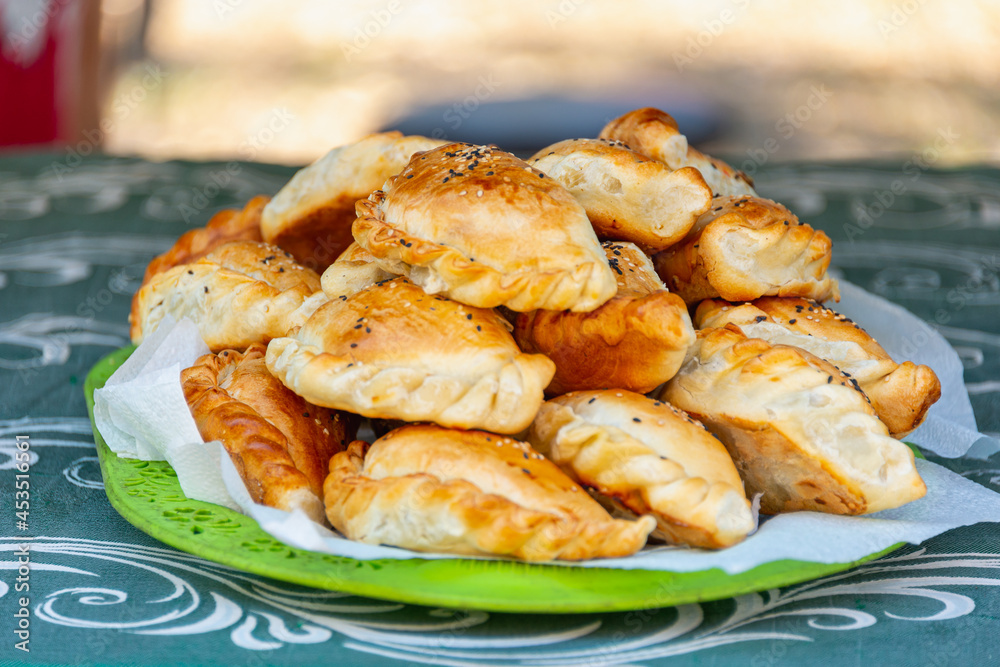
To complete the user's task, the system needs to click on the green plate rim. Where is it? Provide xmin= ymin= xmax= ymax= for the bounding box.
xmin=84 ymin=345 xmax=905 ymax=614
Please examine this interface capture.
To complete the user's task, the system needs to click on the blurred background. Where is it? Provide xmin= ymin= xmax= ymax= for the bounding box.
xmin=2 ymin=0 xmax=999 ymax=166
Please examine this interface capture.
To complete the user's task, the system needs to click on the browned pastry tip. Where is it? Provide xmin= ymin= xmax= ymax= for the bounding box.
xmin=182 ymin=344 xmax=358 ymax=523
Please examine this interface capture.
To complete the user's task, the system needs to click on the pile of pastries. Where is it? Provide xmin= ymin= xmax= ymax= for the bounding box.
xmin=129 ymin=107 xmax=941 ymax=561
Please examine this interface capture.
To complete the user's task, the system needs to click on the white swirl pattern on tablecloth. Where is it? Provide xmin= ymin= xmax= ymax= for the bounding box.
xmin=2 ymin=538 xmax=1000 ymax=663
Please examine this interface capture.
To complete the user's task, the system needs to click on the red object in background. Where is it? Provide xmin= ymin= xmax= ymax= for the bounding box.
xmin=0 ymin=0 xmax=97 ymax=149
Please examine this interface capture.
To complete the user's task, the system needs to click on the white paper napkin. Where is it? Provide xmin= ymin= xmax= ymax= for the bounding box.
xmin=93 ymin=288 xmax=1000 ymax=573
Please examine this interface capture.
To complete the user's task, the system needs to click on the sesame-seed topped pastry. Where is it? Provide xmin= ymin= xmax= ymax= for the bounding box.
xmin=599 ymin=107 xmax=757 ymax=198
xmin=129 ymin=240 xmax=327 ymax=351
xmin=652 ymin=195 xmax=839 ymax=305
xmin=261 ymin=132 xmax=446 ymax=271
xmin=695 ymin=297 xmax=941 ymax=438
xmin=265 ymin=277 xmax=555 ymax=434
xmin=661 ymin=326 xmax=926 ymax=515
xmin=353 ymin=142 xmax=618 ymax=313
xmin=514 ymin=241 xmax=695 ymax=394
xmin=529 ymin=138 xmax=712 ymax=253
xmin=324 ymin=424 xmax=655 ymax=561
xmin=142 ymin=195 xmax=269 ymax=284
xmin=182 ymin=344 xmax=358 ymax=524
xmin=319 ymin=241 xmax=397 ymax=300
xmin=528 ymin=390 xmax=754 ymax=549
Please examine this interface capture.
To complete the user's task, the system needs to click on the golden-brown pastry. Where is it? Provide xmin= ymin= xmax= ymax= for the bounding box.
xmin=182 ymin=344 xmax=357 ymax=523
xmin=661 ymin=326 xmax=926 ymax=515
xmin=261 ymin=132 xmax=446 ymax=270
xmin=528 ymin=390 xmax=754 ymax=549
xmin=514 ymin=242 xmax=695 ymax=394
xmin=695 ymin=297 xmax=941 ymax=438
xmin=142 ymin=195 xmax=268 ymax=283
xmin=130 ymin=240 xmax=327 ymax=351
xmin=353 ymin=142 xmax=617 ymax=312
xmin=324 ymin=424 xmax=655 ymax=560
xmin=528 ymin=138 xmax=711 ymax=252
xmin=653 ymin=195 xmax=839 ymax=305
xmin=265 ymin=277 xmax=555 ymax=434
xmin=319 ymin=242 xmax=397 ymax=300
xmin=599 ymin=107 xmax=757 ymax=197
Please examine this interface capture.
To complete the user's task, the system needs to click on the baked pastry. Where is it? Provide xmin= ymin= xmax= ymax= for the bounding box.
xmin=528 ymin=390 xmax=754 ymax=549
xmin=324 ymin=424 xmax=655 ymax=560
xmin=661 ymin=326 xmax=926 ymax=515
xmin=261 ymin=132 xmax=446 ymax=270
xmin=353 ymin=142 xmax=618 ymax=312
xmin=599 ymin=107 xmax=757 ymax=197
xmin=130 ymin=240 xmax=327 ymax=351
xmin=695 ymin=297 xmax=941 ymax=438
xmin=142 ymin=195 xmax=268 ymax=283
xmin=265 ymin=277 xmax=555 ymax=434
xmin=653 ymin=195 xmax=839 ymax=305
xmin=319 ymin=242 xmax=397 ymax=300
xmin=514 ymin=241 xmax=695 ymax=394
xmin=182 ymin=344 xmax=357 ymax=523
xmin=528 ymin=138 xmax=711 ymax=252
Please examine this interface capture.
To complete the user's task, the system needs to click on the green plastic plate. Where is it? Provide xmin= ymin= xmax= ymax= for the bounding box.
xmin=85 ymin=346 xmax=903 ymax=613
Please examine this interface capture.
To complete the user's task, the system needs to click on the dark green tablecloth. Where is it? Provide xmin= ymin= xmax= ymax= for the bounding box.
xmin=1 ymin=153 xmax=998 ymax=666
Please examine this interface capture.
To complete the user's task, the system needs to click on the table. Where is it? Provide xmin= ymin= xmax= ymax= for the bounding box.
xmin=2 ymin=153 xmax=999 ymax=666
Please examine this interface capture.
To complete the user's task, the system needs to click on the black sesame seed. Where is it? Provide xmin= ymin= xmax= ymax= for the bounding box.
xmin=755 ymin=315 xmax=767 ymax=323
xmin=350 ymin=343 xmax=357 ymax=348
xmin=466 ymin=314 xmax=472 ymax=320
xmin=788 ymin=318 xmax=797 ymax=324
xmin=588 ymin=397 xmax=596 ymax=404
xmin=303 ymin=412 xmax=309 ymax=418
xmin=633 ymin=418 xmax=641 ymax=423
xmin=203 ymin=286 xmax=208 ymax=293
xmin=187 ymin=270 xmax=194 ymax=275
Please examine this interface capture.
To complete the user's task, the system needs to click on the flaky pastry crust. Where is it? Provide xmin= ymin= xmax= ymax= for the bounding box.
xmin=529 ymin=390 xmax=754 ymax=548
xmin=182 ymin=344 xmax=357 ymax=523
xmin=324 ymin=425 xmax=655 ymax=560
xmin=653 ymin=195 xmax=839 ymax=305
xmin=261 ymin=132 xmax=446 ymax=270
xmin=514 ymin=242 xmax=695 ymax=394
xmin=266 ymin=277 xmax=555 ymax=434
xmin=599 ymin=107 xmax=757 ymax=197
xmin=142 ymin=195 xmax=268 ymax=284
xmin=661 ymin=326 xmax=926 ymax=515
xmin=529 ymin=138 xmax=711 ymax=252
xmin=353 ymin=142 xmax=617 ymax=312
xmin=695 ymin=297 xmax=941 ymax=438
xmin=130 ymin=240 xmax=327 ymax=351
xmin=319 ymin=242 xmax=397 ymax=300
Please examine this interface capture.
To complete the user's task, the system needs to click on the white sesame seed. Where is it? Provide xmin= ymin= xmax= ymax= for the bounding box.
xmin=477 ymin=190 xmax=484 ymax=197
